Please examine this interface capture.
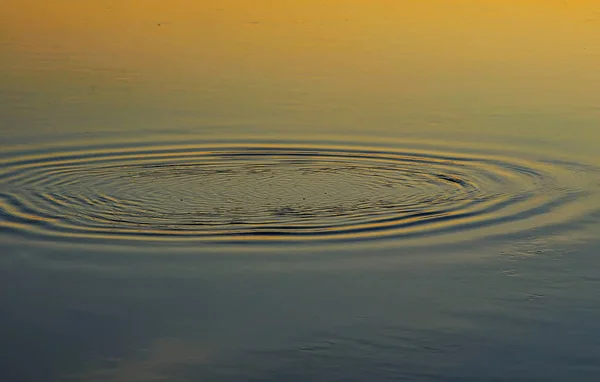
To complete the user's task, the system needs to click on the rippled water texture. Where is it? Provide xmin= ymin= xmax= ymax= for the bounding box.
xmin=3 ymin=1 xmax=600 ymax=381
xmin=1 ymin=139 xmax=596 ymax=247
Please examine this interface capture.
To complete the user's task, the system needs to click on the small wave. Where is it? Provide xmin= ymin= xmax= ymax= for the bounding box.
xmin=0 ymin=140 xmax=597 ymax=248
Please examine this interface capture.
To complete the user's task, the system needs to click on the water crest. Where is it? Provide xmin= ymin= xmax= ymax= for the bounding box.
xmin=0 ymin=139 xmax=596 ymax=248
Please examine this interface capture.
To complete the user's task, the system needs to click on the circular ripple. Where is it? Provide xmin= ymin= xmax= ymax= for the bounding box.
xmin=0 ymin=141 xmax=596 ymax=246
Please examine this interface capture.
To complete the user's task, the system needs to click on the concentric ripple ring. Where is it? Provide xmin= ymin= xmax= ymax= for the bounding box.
xmin=0 ymin=141 xmax=595 ymax=246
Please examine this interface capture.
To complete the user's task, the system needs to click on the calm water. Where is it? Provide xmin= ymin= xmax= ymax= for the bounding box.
xmin=2 ymin=1 xmax=600 ymax=381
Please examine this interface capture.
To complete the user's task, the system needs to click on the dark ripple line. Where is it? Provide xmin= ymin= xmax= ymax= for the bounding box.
xmin=0 ymin=145 xmax=508 ymax=169
xmin=0 ymin=193 xmax=572 ymax=242
xmin=0 ymin=188 xmax=546 ymax=237
xmin=0 ymin=147 xmax=544 ymax=196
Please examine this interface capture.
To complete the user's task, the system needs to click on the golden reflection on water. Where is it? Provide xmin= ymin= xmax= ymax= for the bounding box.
xmin=1 ymin=0 xmax=599 ymax=156
xmin=4 ymin=2 xmax=598 ymax=78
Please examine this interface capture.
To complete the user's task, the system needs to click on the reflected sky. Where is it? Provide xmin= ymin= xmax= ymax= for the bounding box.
xmin=1 ymin=1 xmax=599 ymax=160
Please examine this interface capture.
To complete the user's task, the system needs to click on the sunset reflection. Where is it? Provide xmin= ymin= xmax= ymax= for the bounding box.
xmin=2 ymin=2 xmax=600 ymax=381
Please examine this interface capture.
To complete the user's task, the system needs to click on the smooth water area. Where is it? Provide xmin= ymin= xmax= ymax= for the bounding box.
xmin=2 ymin=1 xmax=600 ymax=381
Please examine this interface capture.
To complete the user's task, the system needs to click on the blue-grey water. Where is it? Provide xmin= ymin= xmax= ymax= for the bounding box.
xmin=2 ymin=1 xmax=600 ymax=381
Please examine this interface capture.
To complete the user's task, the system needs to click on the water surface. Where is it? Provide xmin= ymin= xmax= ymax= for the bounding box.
xmin=2 ymin=1 xmax=600 ymax=381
